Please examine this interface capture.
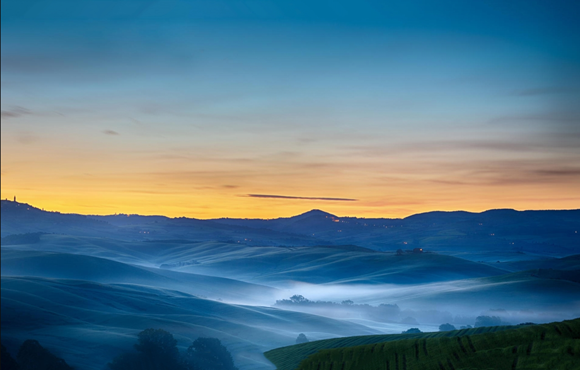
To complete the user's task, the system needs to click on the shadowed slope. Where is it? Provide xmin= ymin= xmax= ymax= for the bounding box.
xmin=1 ymin=276 xmax=379 ymax=370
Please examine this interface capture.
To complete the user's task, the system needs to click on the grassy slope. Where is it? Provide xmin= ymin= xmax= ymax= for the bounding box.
xmin=1 ymin=276 xmax=379 ymax=370
xmin=264 ymin=326 xmax=515 ymax=370
xmin=266 ymin=319 xmax=580 ymax=370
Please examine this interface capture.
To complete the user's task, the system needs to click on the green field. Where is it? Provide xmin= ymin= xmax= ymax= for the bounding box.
xmin=265 ymin=319 xmax=580 ymax=370
xmin=264 ymin=326 xmax=515 ymax=370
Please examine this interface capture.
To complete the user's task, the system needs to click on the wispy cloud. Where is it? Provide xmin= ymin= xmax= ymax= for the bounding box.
xmin=246 ymin=194 xmax=357 ymax=201
xmin=1 ymin=106 xmax=32 ymax=119
xmin=102 ymin=130 xmax=120 ymax=135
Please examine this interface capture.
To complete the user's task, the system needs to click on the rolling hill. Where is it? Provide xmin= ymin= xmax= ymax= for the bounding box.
xmin=264 ymin=325 xmax=518 ymax=370
xmin=0 ymin=248 xmax=279 ymax=303
xmin=2 ymin=234 xmax=508 ymax=286
xmin=1 ymin=276 xmax=379 ymax=370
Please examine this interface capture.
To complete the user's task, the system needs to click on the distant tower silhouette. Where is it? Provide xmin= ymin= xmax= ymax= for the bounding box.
xmin=14 ymin=196 xmax=16 ymax=202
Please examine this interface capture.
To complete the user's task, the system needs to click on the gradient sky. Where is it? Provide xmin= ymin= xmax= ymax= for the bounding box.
xmin=2 ymin=0 xmax=580 ymax=218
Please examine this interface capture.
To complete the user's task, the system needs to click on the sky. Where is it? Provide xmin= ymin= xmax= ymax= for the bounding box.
xmin=2 ymin=0 xmax=580 ymax=218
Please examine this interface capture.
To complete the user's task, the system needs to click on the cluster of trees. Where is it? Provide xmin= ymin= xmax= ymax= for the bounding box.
xmin=275 ymin=295 xmax=401 ymax=320
xmin=1 ymin=340 xmax=73 ymax=370
xmin=109 ymin=328 xmax=238 ymax=370
xmin=1 ymin=329 xmax=237 ymax=370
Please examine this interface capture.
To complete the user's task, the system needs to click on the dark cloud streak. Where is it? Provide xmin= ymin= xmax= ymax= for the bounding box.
xmin=247 ymin=194 xmax=358 ymax=201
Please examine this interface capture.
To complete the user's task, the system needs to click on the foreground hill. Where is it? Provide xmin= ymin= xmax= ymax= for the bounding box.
xmin=1 ymin=276 xmax=379 ymax=370
xmin=266 ymin=318 xmax=580 ymax=370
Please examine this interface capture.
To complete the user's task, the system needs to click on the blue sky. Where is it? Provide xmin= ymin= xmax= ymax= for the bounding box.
xmin=2 ymin=0 xmax=579 ymax=217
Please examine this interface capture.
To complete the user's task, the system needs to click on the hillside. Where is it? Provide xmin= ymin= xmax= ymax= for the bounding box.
xmin=1 ymin=276 xmax=379 ymax=370
xmin=265 ymin=325 xmax=516 ymax=370
xmin=0 ymin=248 xmax=279 ymax=303
xmin=265 ymin=319 xmax=580 ymax=370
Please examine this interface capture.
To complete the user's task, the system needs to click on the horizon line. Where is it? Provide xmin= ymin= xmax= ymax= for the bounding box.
xmin=2 ymin=198 xmax=579 ymax=221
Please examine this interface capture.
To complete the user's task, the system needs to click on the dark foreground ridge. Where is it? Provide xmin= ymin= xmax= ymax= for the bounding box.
xmin=265 ymin=318 xmax=580 ymax=370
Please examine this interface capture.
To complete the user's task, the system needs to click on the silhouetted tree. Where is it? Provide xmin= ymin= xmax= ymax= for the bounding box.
xmin=17 ymin=340 xmax=73 ymax=370
xmin=109 ymin=329 xmax=185 ymax=370
xmin=396 ymin=249 xmax=404 ymax=256
xmin=184 ymin=338 xmax=237 ymax=370
xmin=1 ymin=344 xmax=20 ymax=370
xmin=295 ymin=334 xmax=309 ymax=344
xmin=439 ymin=323 xmax=456 ymax=331
xmin=341 ymin=300 xmax=354 ymax=305
xmin=402 ymin=328 xmax=422 ymax=334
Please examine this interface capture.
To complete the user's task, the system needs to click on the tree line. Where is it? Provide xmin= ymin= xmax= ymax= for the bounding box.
xmin=1 ymin=328 xmax=238 ymax=370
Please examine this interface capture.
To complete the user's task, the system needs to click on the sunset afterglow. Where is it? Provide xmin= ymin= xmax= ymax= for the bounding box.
xmin=2 ymin=1 xmax=579 ymax=218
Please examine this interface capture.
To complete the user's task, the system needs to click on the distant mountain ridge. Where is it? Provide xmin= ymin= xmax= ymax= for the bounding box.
xmin=2 ymin=200 xmax=579 ymax=258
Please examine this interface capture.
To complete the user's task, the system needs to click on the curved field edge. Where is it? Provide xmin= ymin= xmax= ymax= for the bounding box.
xmin=267 ymin=318 xmax=580 ymax=370
xmin=264 ymin=325 xmax=516 ymax=370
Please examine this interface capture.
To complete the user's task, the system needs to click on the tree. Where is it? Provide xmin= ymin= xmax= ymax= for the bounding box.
xmin=402 ymin=328 xmax=422 ymax=334
xmin=289 ymin=295 xmax=307 ymax=303
xmin=396 ymin=249 xmax=404 ymax=256
xmin=109 ymin=329 xmax=185 ymax=370
xmin=295 ymin=334 xmax=309 ymax=344
xmin=439 ymin=323 xmax=456 ymax=331
xmin=1 ymin=344 xmax=20 ymax=370
xmin=184 ymin=338 xmax=237 ymax=370
xmin=341 ymin=300 xmax=354 ymax=305
xmin=17 ymin=340 xmax=73 ymax=370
